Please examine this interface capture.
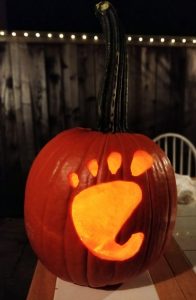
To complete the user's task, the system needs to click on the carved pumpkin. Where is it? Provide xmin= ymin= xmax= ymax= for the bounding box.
xmin=24 ymin=1 xmax=177 ymax=288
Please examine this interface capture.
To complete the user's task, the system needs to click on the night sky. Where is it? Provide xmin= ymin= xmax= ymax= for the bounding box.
xmin=5 ymin=0 xmax=196 ymax=36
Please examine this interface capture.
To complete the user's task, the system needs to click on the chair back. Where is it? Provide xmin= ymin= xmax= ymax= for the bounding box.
xmin=153 ymin=133 xmax=196 ymax=177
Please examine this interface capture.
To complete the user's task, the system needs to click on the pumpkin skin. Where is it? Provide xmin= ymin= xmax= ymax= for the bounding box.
xmin=25 ymin=127 xmax=177 ymax=287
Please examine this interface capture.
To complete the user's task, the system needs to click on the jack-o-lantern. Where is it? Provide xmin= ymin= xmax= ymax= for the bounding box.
xmin=24 ymin=1 xmax=177 ymax=288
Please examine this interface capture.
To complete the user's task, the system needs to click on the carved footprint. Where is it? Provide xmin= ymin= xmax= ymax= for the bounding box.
xmin=69 ymin=151 xmax=153 ymax=261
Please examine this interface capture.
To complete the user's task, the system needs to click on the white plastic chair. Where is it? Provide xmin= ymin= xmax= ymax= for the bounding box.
xmin=153 ymin=133 xmax=196 ymax=177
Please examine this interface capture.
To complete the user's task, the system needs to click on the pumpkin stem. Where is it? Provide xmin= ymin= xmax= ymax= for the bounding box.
xmin=96 ymin=1 xmax=128 ymax=132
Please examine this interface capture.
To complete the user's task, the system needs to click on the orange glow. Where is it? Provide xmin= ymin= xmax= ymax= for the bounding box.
xmin=68 ymin=172 xmax=79 ymax=188
xmin=87 ymin=159 xmax=98 ymax=177
xmin=107 ymin=152 xmax=122 ymax=174
xmin=72 ymin=180 xmax=144 ymax=261
xmin=131 ymin=151 xmax=153 ymax=176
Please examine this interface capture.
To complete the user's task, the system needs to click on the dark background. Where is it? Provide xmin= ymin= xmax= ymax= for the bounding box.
xmin=2 ymin=0 xmax=196 ymax=35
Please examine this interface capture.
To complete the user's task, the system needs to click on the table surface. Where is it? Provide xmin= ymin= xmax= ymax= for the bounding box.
xmin=26 ymin=237 xmax=196 ymax=300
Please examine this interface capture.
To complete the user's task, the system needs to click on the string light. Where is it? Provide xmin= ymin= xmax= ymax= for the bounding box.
xmin=2 ymin=31 xmax=196 ymax=46
xmin=59 ymin=33 xmax=64 ymax=39
xmin=94 ymin=35 xmax=99 ymax=41
xmin=82 ymin=34 xmax=87 ymax=40
xmin=71 ymin=34 xmax=76 ymax=40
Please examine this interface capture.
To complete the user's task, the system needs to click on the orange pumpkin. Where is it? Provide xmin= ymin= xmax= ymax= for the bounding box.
xmin=24 ymin=1 xmax=177 ymax=287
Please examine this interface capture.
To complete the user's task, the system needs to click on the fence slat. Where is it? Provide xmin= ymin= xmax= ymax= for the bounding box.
xmin=28 ymin=44 xmax=49 ymax=151
xmin=20 ymin=44 xmax=35 ymax=164
xmin=9 ymin=42 xmax=28 ymax=172
xmin=46 ymin=45 xmax=65 ymax=137
xmin=62 ymin=44 xmax=80 ymax=127
xmin=77 ymin=44 xmax=97 ymax=128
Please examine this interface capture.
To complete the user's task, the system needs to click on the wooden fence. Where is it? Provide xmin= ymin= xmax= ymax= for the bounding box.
xmin=0 ymin=41 xmax=195 ymax=216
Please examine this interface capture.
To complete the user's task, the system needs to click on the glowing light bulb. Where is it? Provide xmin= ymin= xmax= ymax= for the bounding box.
xmin=82 ymin=34 xmax=87 ymax=40
xmin=59 ymin=33 xmax=64 ymax=39
xmin=71 ymin=34 xmax=76 ymax=40
xmin=35 ymin=33 xmax=40 ymax=38
xmin=24 ymin=32 xmax=29 ymax=37
xmin=127 ymin=36 xmax=132 ymax=41
xmin=160 ymin=38 xmax=165 ymax=43
xmin=47 ymin=33 xmax=52 ymax=38
xmin=94 ymin=35 xmax=98 ymax=41
xmin=139 ymin=37 xmax=143 ymax=42
xmin=12 ymin=32 xmax=16 ymax=37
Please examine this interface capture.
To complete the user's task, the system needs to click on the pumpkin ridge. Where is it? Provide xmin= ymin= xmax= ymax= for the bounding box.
xmin=116 ymin=134 xmax=151 ymax=276
xmin=155 ymin=149 xmax=177 ymax=253
xmin=129 ymin=134 xmax=176 ymax=265
xmin=147 ymin=152 xmax=172 ymax=262
xmin=126 ymin=135 xmax=164 ymax=268
xmin=73 ymin=132 xmax=107 ymax=285
xmin=86 ymin=133 xmax=111 ymax=286
xmin=93 ymin=133 xmax=110 ymax=183
xmin=40 ymin=134 xmax=84 ymax=281
xmin=63 ymin=131 xmax=103 ymax=285
xmin=56 ymin=130 xmax=91 ymax=283
xmin=134 ymin=136 xmax=154 ymax=274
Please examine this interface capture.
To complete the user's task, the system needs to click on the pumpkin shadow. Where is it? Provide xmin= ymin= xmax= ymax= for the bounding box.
xmin=98 ymin=270 xmax=154 ymax=291
xmin=98 ymin=236 xmax=193 ymax=291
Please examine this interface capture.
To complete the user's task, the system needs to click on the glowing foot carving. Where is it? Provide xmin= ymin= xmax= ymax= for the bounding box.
xmin=69 ymin=151 xmax=153 ymax=261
